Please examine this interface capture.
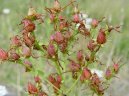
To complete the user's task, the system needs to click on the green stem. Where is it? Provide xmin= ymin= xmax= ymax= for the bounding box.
xmin=66 ymin=73 xmax=81 ymax=94
xmin=54 ymin=60 xmax=62 ymax=75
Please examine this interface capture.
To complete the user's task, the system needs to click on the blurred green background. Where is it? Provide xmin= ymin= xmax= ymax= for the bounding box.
xmin=0 ymin=0 xmax=129 ymax=96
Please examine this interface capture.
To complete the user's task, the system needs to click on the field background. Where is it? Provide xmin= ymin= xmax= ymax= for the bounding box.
xmin=0 ymin=0 xmax=129 ymax=96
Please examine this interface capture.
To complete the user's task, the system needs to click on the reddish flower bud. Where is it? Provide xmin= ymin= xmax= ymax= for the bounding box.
xmin=77 ymin=50 xmax=84 ymax=61
xmin=83 ymin=68 xmax=92 ymax=79
xmin=91 ymin=73 xmax=101 ymax=85
xmin=105 ymin=68 xmax=112 ymax=80
xmin=22 ymin=46 xmax=31 ymax=58
xmin=54 ymin=32 xmax=64 ymax=44
xmin=73 ymin=14 xmax=80 ymax=23
xmin=47 ymin=44 xmax=56 ymax=57
xmin=50 ymin=34 xmax=55 ymax=41
xmin=21 ymin=19 xmax=35 ymax=32
xmin=11 ymin=36 xmax=21 ymax=47
xmin=91 ymin=19 xmax=99 ymax=28
xmin=48 ymin=75 xmax=56 ymax=83
xmin=87 ymin=40 xmax=96 ymax=51
xmin=0 ymin=48 xmax=8 ymax=61
xmin=59 ymin=21 xmax=66 ymax=31
xmin=23 ymin=33 xmax=35 ymax=47
xmin=59 ymin=15 xmax=65 ymax=21
xmin=57 ymin=75 xmax=62 ymax=84
xmin=9 ymin=52 xmax=20 ymax=61
xmin=24 ymin=38 xmax=34 ymax=47
xmin=80 ymin=68 xmax=91 ymax=81
xmin=59 ymin=42 xmax=67 ymax=53
xmin=28 ymin=82 xmax=38 ymax=94
xmin=48 ymin=74 xmax=62 ymax=93
xmin=113 ymin=63 xmax=119 ymax=73
xmin=34 ymin=76 xmax=42 ymax=83
xmin=69 ymin=59 xmax=80 ymax=72
xmin=53 ymin=0 xmax=61 ymax=12
xmin=64 ymin=31 xmax=72 ymax=40
xmin=97 ymin=29 xmax=106 ymax=44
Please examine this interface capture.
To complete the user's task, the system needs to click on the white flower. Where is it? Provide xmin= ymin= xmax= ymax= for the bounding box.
xmin=91 ymin=69 xmax=103 ymax=78
xmin=84 ymin=18 xmax=92 ymax=30
xmin=3 ymin=8 xmax=10 ymax=14
xmin=76 ymin=13 xmax=93 ymax=30
xmin=0 ymin=85 xmax=8 ymax=96
xmin=85 ymin=18 xmax=92 ymax=25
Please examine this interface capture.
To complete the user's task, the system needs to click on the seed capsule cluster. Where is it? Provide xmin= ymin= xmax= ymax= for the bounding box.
xmin=0 ymin=0 xmax=122 ymax=96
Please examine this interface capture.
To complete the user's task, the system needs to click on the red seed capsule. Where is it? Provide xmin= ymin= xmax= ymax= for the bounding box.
xmin=59 ymin=21 xmax=66 ymax=31
xmin=83 ymin=68 xmax=91 ymax=79
xmin=59 ymin=41 xmax=67 ymax=53
xmin=34 ymin=76 xmax=41 ymax=83
xmin=69 ymin=59 xmax=80 ymax=72
xmin=11 ymin=35 xmax=21 ymax=47
xmin=9 ymin=52 xmax=20 ymax=61
xmin=91 ymin=19 xmax=99 ymax=28
xmin=50 ymin=34 xmax=55 ymax=41
xmin=0 ymin=48 xmax=8 ymax=61
xmin=22 ymin=46 xmax=31 ymax=58
xmin=77 ymin=50 xmax=84 ymax=61
xmin=54 ymin=32 xmax=64 ymax=44
xmin=57 ymin=75 xmax=62 ymax=84
xmin=21 ymin=19 xmax=35 ymax=32
xmin=80 ymin=68 xmax=91 ymax=81
xmin=87 ymin=40 xmax=96 ymax=51
xmin=47 ymin=44 xmax=56 ymax=57
xmin=59 ymin=15 xmax=65 ymax=21
xmin=48 ymin=75 xmax=56 ymax=84
xmin=105 ymin=68 xmax=112 ymax=80
xmin=23 ymin=33 xmax=35 ymax=47
xmin=73 ymin=14 xmax=80 ymax=23
xmin=113 ymin=63 xmax=119 ymax=73
xmin=97 ymin=29 xmax=106 ymax=44
xmin=91 ymin=73 xmax=101 ymax=85
xmin=64 ymin=31 xmax=72 ymax=40
xmin=28 ymin=82 xmax=38 ymax=94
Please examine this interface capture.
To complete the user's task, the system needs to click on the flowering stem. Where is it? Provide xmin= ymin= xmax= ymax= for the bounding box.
xmin=54 ymin=60 xmax=62 ymax=75
xmin=66 ymin=73 xmax=81 ymax=94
